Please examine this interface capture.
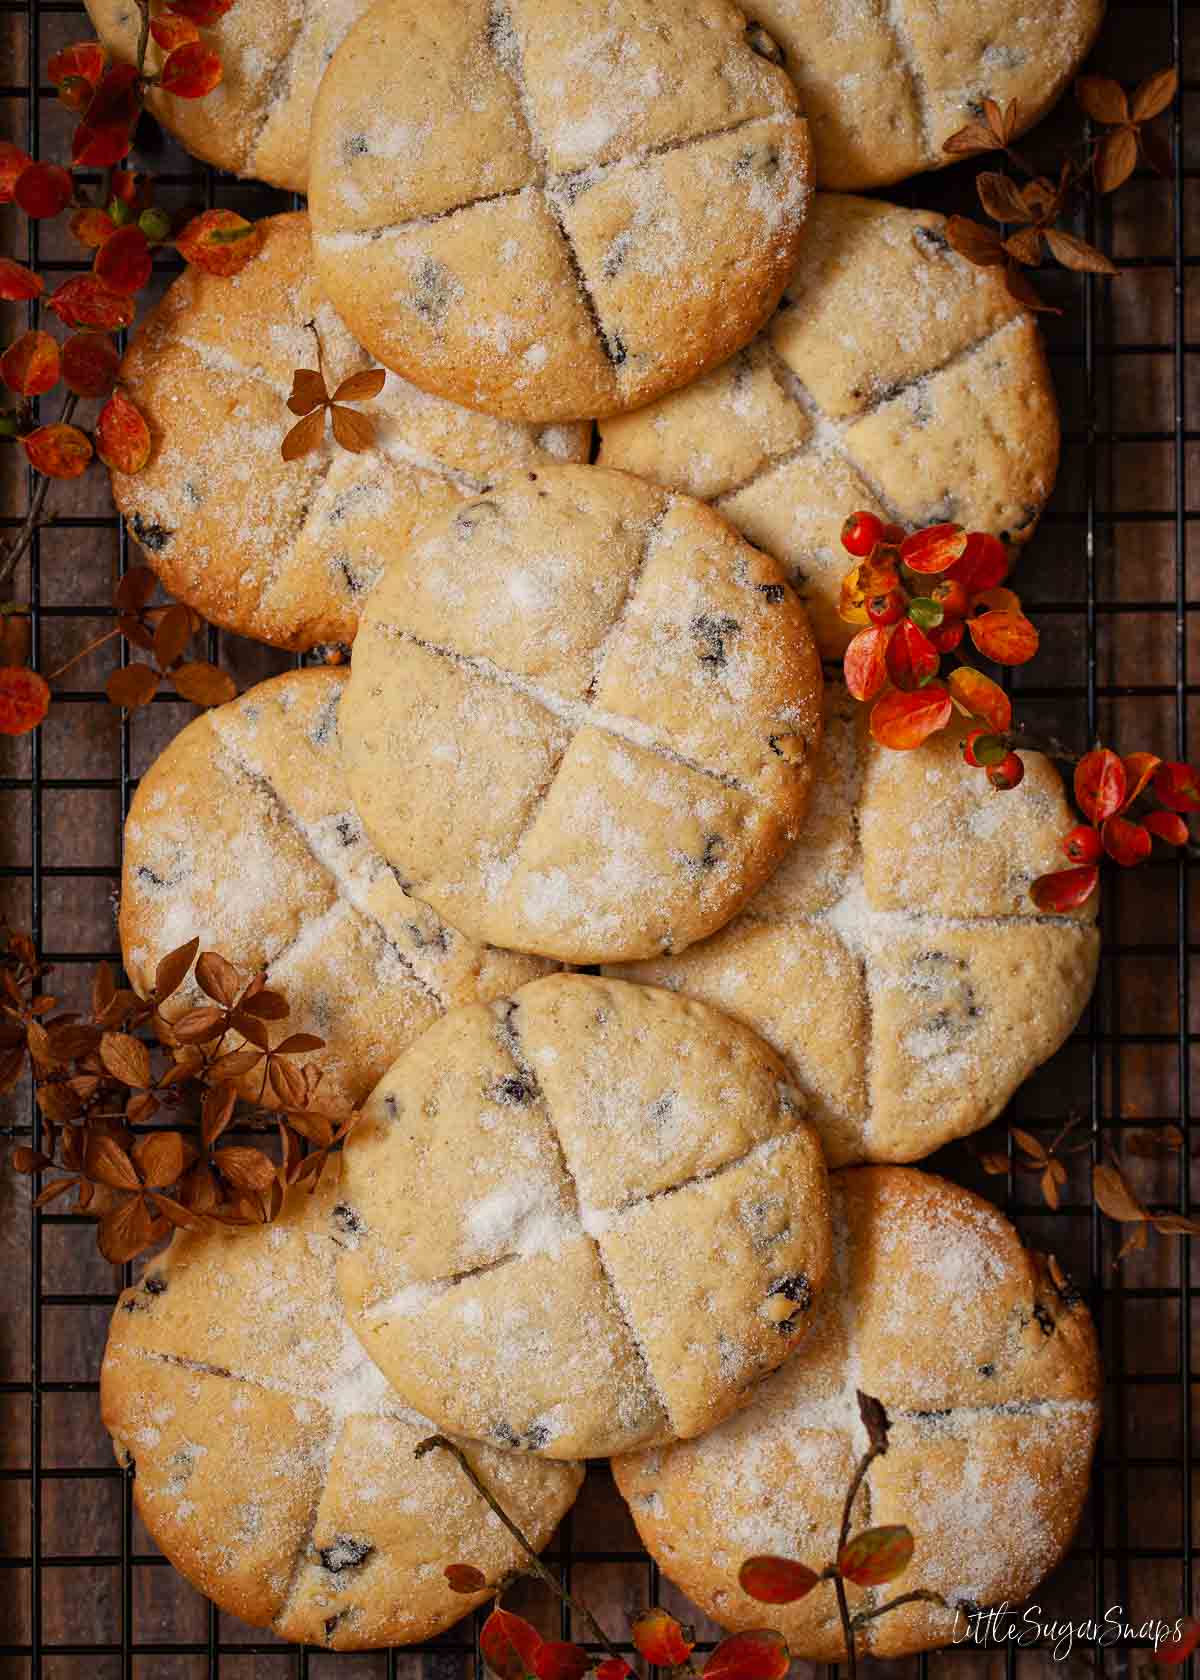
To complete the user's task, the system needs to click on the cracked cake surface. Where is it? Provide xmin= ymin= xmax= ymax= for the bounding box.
xmin=308 ymin=0 xmax=811 ymax=421
xmin=335 ymin=972 xmax=833 ymax=1458
xmin=100 ymin=1177 xmax=583 ymax=1647
xmin=613 ymin=1165 xmax=1100 ymax=1658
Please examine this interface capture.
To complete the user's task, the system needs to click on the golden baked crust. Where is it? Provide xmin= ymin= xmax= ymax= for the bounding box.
xmin=110 ymin=213 xmax=588 ymax=651
xmin=101 ymin=1178 xmax=582 ymax=1646
xmin=341 ymin=465 xmax=823 ymax=964
xmin=614 ymin=1165 xmax=1101 ymax=1659
xmin=608 ymin=686 xmax=1098 ymax=1165
xmin=119 ymin=666 xmax=552 ymax=1109
xmin=599 ymin=194 xmax=1060 ymax=658
xmin=308 ymin=0 xmax=811 ymax=421
xmin=337 ymin=973 xmax=832 ymax=1458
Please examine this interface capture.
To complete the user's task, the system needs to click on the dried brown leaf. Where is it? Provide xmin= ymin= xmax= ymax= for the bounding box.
xmin=107 ymin=663 xmax=161 ymax=710
xmin=1004 ymin=226 xmax=1044 ymax=265
xmin=172 ymin=660 xmax=237 ymax=708
xmin=1093 ymin=1160 xmax=1149 ymax=1223
xmin=195 ymin=951 xmax=240 ymax=1009
xmin=1040 ymin=1166 xmax=1060 ymax=1210
xmin=330 ymin=403 xmax=376 ymax=453
xmin=1010 ymin=1127 xmax=1048 ymax=1164
xmin=147 ymin=1190 xmax=206 ymax=1230
xmin=207 ymin=1046 xmax=264 ymax=1078
xmin=214 ymin=1144 xmax=277 ymax=1192
xmin=133 ymin=1130 xmax=186 ymax=1188
xmin=976 ymin=170 xmax=1034 ymax=223
xmin=171 ymin=1005 xmax=227 ymax=1044
xmin=229 ymin=1011 xmax=270 ymax=1051
xmin=1151 ymin=1213 xmax=1200 ymax=1238
xmin=153 ymin=602 xmax=192 ymax=671
xmin=85 ymin=1133 xmax=141 ymax=1191
xmin=47 ymin=1021 xmax=100 ymax=1060
xmin=98 ymin=1194 xmax=154 ymax=1263
xmin=1076 ymin=73 xmax=1129 ymax=125
xmin=1131 ymin=66 xmax=1178 ymax=123
xmin=239 ymin=989 xmax=289 ymax=1021
xmin=11 ymin=1145 xmax=54 ymax=1173
xmin=287 ymin=367 xmax=327 ymax=415
xmin=202 ymin=1082 xmax=238 ymax=1149
xmin=34 ymin=1176 xmax=80 ymax=1208
xmin=977 ymin=1151 xmax=1010 ymax=1175
xmin=154 ymin=936 xmax=199 ymax=1005
xmin=114 ymin=566 xmax=157 ymax=612
xmin=1095 ymin=125 xmax=1138 ymax=193
xmin=1045 ymin=228 xmax=1120 ymax=275
xmin=281 ymin=406 xmax=326 ymax=462
xmin=942 ymin=119 xmax=998 ymax=157
xmin=269 ymin=1056 xmax=307 ymax=1108
xmin=92 ymin=959 xmax=116 ymax=1019
xmin=275 ymin=1032 xmax=325 ymax=1055
xmin=943 ymin=214 xmax=1007 ymax=267
xmin=37 ymin=1081 xmax=83 ymax=1123
xmin=1004 ymin=263 xmax=1060 ymax=314
xmin=100 ymin=1030 xmax=151 ymax=1088
xmin=332 ymin=367 xmax=386 ymax=403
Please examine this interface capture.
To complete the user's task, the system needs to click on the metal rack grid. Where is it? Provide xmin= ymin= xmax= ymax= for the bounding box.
xmin=0 ymin=0 xmax=1198 ymax=1677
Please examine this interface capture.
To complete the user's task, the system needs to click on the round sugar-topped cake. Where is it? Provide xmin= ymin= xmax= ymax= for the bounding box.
xmin=307 ymin=0 xmax=811 ymax=421
xmin=109 ymin=214 xmax=588 ymax=651
xmin=340 ymin=465 xmax=823 ymax=965
xmin=598 ymin=194 xmax=1059 ymax=658
xmin=120 ymin=667 xmax=551 ymax=1110
xmin=336 ymin=974 xmax=833 ymax=1459
xmin=614 ymin=1166 xmax=1100 ymax=1659
xmin=608 ymin=686 xmax=1098 ymax=1166
xmin=101 ymin=1178 xmax=583 ymax=1646
xmin=743 ymin=0 xmax=1105 ymax=190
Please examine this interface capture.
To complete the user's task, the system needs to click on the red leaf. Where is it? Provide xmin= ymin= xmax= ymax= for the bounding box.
xmin=23 ymin=423 xmax=93 ymax=480
xmin=70 ymin=207 xmax=117 ymax=248
xmin=595 ymin=1665 xmax=631 ymax=1680
xmin=966 ymin=609 xmax=1039 ymax=665
xmin=1 ymin=330 xmax=61 ymax=397
xmin=84 ymin=62 xmax=139 ymax=127
xmin=443 ymin=1563 xmax=486 ymax=1593
xmin=737 ymin=1556 xmax=820 ymax=1605
xmin=0 ymin=258 xmax=43 ymax=303
xmin=885 ymin=618 xmax=939 ymax=692
xmin=1152 ymin=760 xmax=1200 ymax=813
xmin=1030 ymin=865 xmax=1100 ymax=912
xmin=899 ymin=522 xmax=967 ymax=575
xmin=480 ymin=1608 xmax=544 ymax=1680
xmin=72 ymin=119 xmax=133 ymax=169
xmin=836 ymin=1525 xmax=914 ymax=1587
xmin=166 ymin=0 xmax=235 ymax=21
xmin=150 ymin=11 xmax=199 ymax=50
xmin=0 ymin=667 xmax=51 ymax=735
xmin=843 ymin=624 xmax=889 ymax=702
xmin=0 ymin=141 xmax=33 ymax=203
xmin=46 ymin=274 xmax=134 ymax=330
xmin=632 ymin=1608 xmax=695 ymax=1666
xmin=535 ymin=1645 xmax=592 ymax=1680
xmin=1157 ymin=1618 xmax=1200 ymax=1664
xmin=14 ymin=162 xmax=73 ymax=219
xmin=870 ymin=683 xmax=952 ymax=751
xmin=947 ymin=530 xmax=1009 ymax=596
xmin=1076 ymin=748 xmax=1127 ymax=824
xmin=703 ymin=1630 xmax=790 ymax=1680
xmin=176 ymin=209 xmax=263 ymax=277
xmin=1121 ymin=751 xmax=1162 ymax=810
xmin=96 ymin=391 xmax=151 ymax=474
xmin=946 ymin=666 xmax=1011 ymax=732
xmin=1143 ymin=809 xmax=1188 ymax=846
xmin=49 ymin=41 xmax=106 ymax=92
xmin=1101 ymin=814 xmax=1151 ymax=867
xmin=62 ymin=333 xmax=120 ymax=399
xmin=94 ymin=225 xmax=151 ymax=295
xmin=159 ymin=42 xmax=223 ymax=98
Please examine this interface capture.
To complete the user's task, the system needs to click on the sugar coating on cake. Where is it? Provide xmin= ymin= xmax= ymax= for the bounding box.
xmin=120 ymin=667 xmax=552 ymax=1109
xmin=308 ymin=0 xmax=812 ymax=421
xmin=336 ymin=973 xmax=833 ymax=1458
xmin=614 ymin=1166 xmax=1100 ymax=1659
xmin=101 ymin=1177 xmax=582 ymax=1647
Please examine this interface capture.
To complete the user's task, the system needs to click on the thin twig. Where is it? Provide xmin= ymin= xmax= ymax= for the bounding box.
xmin=414 ymin=1434 xmax=625 ymax=1663
xmin=0 ymin=392 xmax=80 ymax=591
xmin=46 ymin=624 xmax=121 ymax=681
xmin=850 ymin=1589 xmax=947 ymax=1629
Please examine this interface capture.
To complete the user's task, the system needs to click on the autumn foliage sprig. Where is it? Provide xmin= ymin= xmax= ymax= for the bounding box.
xmin=423 ymin=1395 xmax=939 ymax=1680
xmin=3 ymin=927 xmax=358 ymax=1263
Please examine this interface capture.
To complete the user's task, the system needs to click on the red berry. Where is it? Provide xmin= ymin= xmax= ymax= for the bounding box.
xmin=841 ymin=510 xmax=884 ymax=558
xmin=866 ymin=589 xmax=906 ymax=627
xmin=1062 ymin=824 xmax=1102 ymax=865
xmin=930 ymin=577 xmax=970 ymax=620
xmin=987 ymin=751 xmax=1025 ymax=791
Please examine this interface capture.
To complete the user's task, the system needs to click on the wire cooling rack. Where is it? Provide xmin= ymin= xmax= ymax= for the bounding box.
xmin=1 ymin=1 xmax=1198 ymax=1676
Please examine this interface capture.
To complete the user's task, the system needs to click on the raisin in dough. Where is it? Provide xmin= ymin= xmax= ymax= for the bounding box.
xmin=615 ymin=1166 xmax=1100 ymax=1659
xmin=120 ymin=667 xmax=551 ymax=1109
xmin=102 ymin=1177 xmax=582 ymax=1646
xmin=598 ymin=195 xmax=1059 ymax=659
xmin=741 ymin=0 xmax=1104 ymax=190
xmin=342 ymin=465 xmax=823 ymax=965
xmin=307 ymin=0 xmax=811 ymax=422
xmin=82 ymin=0 xmax=374 ymax=191
xmin=110 ymin=214 xmax=588 ymax=651
xmin=336 ymin=974 xmax=832 ymax=1459
xmin=608 ymin=686 xmax=1098 ymax=1167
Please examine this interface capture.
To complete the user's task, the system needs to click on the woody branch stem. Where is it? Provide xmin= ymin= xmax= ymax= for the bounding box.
xmin=0 ymin=393 xmax=79 ymax=591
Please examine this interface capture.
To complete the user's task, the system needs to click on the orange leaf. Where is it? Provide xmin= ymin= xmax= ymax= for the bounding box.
xmin=885 ymin=618 xmax=939 ymax=692
xmin=96 ymin=391 xmax=151 ymax=474
xmin=46 ymin=274 xmax=134 ymax=330
xmin=213 ymin=1145 xmax=277 ymax=1193
xmin=703 ymin=1629 xmax=790 ymax=1680
xmin=737 ymin=1556 xmax=820 ymax=1605
xmin=0 ymin=141 xmax=33 ymax=202
xmin=333 ymin=366 xmax=386 ymax=403
xmin=971 ymin=586 xmax=1021 ymax=616
xmin=1 ymin=330 xmax=60 ymax=398
xmin=0 ymin=257 xmax=44 ymax=301
xmin=106 ymin=663 xmax=161 ymax=709
xmin=100 ymin=1028 xmax=151 ymax=1087
xmin=1101 ymin=814 xmax=1151 ymax=867
xmin=287 ymin=367 xmax=327 ymax=415
xmin=132 ymin=1129 xmax=185 ymax=1188
xmin=946 ymin=666 xmax=1011 ymax=732
xmin=172 ymin=660 xmax=236 ymax=707
xmin=330 ymin=403 xmax=375 ymax=452
xmin=595 ymin=1664 xmax=631 ymax=1680
xmin=947 ymin=531 xmax=1008 ymax=596
xmin=1131 ymin=66 xmax=1178 ymax=123
xmin=70 ymin=206 xmax=117 ymax=250
xmin=62 ymin=332 xmax=119 ymax=399
xmin=98 ymin=1194 xmax=155 ymax=1264
xmin=1044 ymin=228 xmax=1119 ymax=277
xmin=85 ymin=1132 xmax=141 ymax=1190
xmin=899 ymin=521 xmax=967 ymax=574
xmin=1030 ymin=865 xmax=1099 ymax=913
xmin=443 ymin=1563 xmax=486 ymax=1593
xmin=168 ymin=0 xmax=235 ymax=20
xmin=1143 ymin=809 xmax=1188 ymax=846
xmin=1075 ymin=748 xmax=1127 ymax=824
xmin=176 ymin=208 xmax=261 ymax=276
xmin=870 ymin=683 xmax=952 ymax=751
xmin=196 ymin=950 xmax=241 ymax=1007
xmin=0 ymin=666 xmax=50 ymax=735
xmin=282 ymin=407 xmax=326 ymax=462
xmin=966 ymin=609 xmax=1038 ymax=665
xmin=535 ymin=1645 xmax=591 ymax=1680
xmin=94 ymin=224 xmax=152 ymax=294
xmin=836 ymin=1525 xmax=914 ymax=1587
xmin=1093 ymin=1161 xmax=1149 ymax=1223
xmin=843 ymin=624 xmax=889 ymax=702
xmin=479 ymin=1608 xmax=544 ymax=1680
xmin=1095 ymin=126 xmax=1138 ymax=194
xmin=633 ymin=1608 xmax=695 ymax=1666
xmin=1075 ymin=74 xmax=1129 ymax=125
xmin=1152 ymin=760 xmax=1200 ymax=813
xmin=159 ymin=41 xmax=222 ymax=97
xmin=23 ymin=423 xmax=93 ymax=480
xmin=944 ymin=215 xmax=1006 ymax=267
xmin=1120 ymin=752 xmax=1162 ymax=809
